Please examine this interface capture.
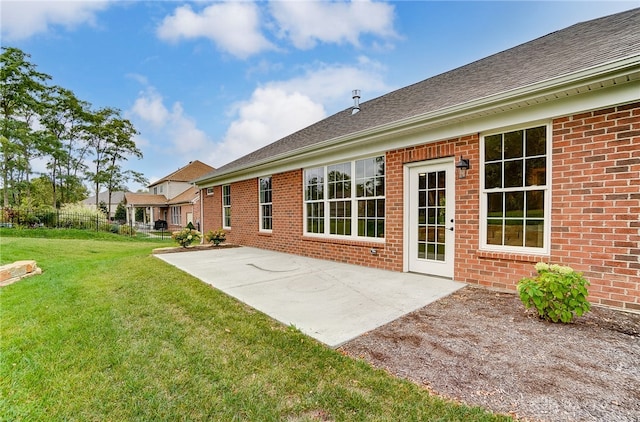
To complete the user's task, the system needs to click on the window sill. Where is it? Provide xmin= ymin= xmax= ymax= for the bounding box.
xmin=476 ymin=249 xmax=549 ymax=263
xmin=302 ymin=235 xmax=385 ymax=248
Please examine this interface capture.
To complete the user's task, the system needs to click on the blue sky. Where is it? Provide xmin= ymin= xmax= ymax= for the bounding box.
xmin=2 ymin=0 xmax=637 ymax=191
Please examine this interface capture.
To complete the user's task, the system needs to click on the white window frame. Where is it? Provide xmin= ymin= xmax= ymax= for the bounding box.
xmin=170 ymin=206 xmax=181 ymax=226
xmin=222 ymin=184 xmax=231 ymax=229
xmin=206 ymin=187 xmax=214 ymax=196
xmin=303 ymin=156 xmax=385 ymax=242
xmin=259 ymin=176 xmax=273 ymax=232
xmin=479 ymin=122 xmax=551 ymax=255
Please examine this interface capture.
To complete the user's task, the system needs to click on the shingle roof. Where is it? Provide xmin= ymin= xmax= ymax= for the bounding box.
xmin=197 ymin=8 xmax=640 ymax=183
xmin=124 ymin=193 xmax=168 ymax=206
xmin=151 ymin=160 xmax=214 ymax=186
xmin=83 ymin=191 xmax=127 ymax=205
xmin=168 ymin=186 xmax=197 ymax=205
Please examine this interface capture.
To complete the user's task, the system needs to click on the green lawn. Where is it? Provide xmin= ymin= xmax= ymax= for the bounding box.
xmin=1 ymin=233 xmax=510 ymax=421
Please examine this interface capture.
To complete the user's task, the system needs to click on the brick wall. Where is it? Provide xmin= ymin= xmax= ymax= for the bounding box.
xmin=549 ymin=102 xmax=640 ymax=311
xmin=199 ymin=102 xmax=639 ymax=312
xmin=201 ymin=187 xmax=221 ymax=233
xmin=202 ymin=171 xmax=395 ymax=268
xmin=452 ymin=102 xmax=640 ymax=312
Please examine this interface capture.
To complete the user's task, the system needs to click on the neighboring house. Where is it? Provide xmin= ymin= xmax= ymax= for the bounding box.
xmin=125 ymin=160 xmax=214 ymax=231
xmin=194 ymin=9 xmax=640 ymax=312
xmin=82 ymin=191 xmax=127 ymax=219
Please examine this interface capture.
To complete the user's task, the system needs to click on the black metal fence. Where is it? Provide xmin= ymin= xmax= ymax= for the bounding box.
xmin=2 ymin=208 xmax=107 ymax=229
xmin=0 ymin=208 xmax=171 ymax=238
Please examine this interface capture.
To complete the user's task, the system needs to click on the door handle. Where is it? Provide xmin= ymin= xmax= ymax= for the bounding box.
xmin=447 ymin=219 xmax=454 ymax=231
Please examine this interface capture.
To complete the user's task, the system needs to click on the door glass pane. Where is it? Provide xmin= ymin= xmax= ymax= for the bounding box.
xmin=417 ymin=169 xmax=446 ymax=262
xmin=418 ymin=208 xmax=426 ymax=224
xmin=418 ymin=243 xmax=426 ymax=259
xmin=428 ymin=208 xmax=436 ymax=224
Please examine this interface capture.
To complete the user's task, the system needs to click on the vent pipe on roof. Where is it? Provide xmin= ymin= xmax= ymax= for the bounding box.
xmin=351 ymin=89 xmax=360 ymax=115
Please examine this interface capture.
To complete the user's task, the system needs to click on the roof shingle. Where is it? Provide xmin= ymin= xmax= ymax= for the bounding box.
xmin=197 ymin=8 xmax=640 ymax=183
xmin=151 ymin=160 xmax=214 ymax=186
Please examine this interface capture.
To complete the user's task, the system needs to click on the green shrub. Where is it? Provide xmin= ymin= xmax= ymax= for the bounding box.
xmin=517 ymin=262 xmax=591 ymax=323
xmin=204 ymin=228 xmax=226 ymax=245
xmin=171 ymin=228 xmax=202 ymax=248
xmin=118 ymin=224 xmax=136 ymax=236
xmin=58 ymin=203 xmax=109 ymax=230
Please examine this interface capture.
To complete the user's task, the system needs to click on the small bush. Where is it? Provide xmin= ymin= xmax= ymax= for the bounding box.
xmin=171 ymin=228 xmax=202 ymax=248
xmin=204 ymin=228 xmax=226 ymax=245
xmin=517 ymin=262 xmax=591 ymax=323
xmin=118 ymin=225 xmax=136 ymax=236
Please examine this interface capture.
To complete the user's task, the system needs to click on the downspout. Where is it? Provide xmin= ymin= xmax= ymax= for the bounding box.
xmin=199 ymin=185 xmax=204 ymax=242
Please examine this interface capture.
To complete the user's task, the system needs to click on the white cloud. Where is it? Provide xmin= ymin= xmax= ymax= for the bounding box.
xmin=156 ymin=2 xmax=274 ymax=59
xmin=0 ymin=0 xmax=110 ymax=41
xmin=271 ymin=58 xmax=391 ymax=110
xmin=210 ymin=59 xmax=391 ymax=167
xmin=214 ymin=87 xmax=326 ymax=162
xmin=130 ymin=88 xmax=170 ymax=129
xmin=128 ymin=58 xmax=391 ymax=170
xmin=270 ymin=0 xmax=397 ymax=49
xmin=128 ymin=87 xmax=215 ymax=163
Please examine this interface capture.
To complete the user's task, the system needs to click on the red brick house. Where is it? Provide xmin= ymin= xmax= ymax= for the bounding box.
xmin=194 ymin=9 xmax=640 ymax=312
xmin=125 ymin=160 xmax=214 ymax=231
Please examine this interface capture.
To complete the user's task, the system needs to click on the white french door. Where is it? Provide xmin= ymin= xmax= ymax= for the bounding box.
xmin=407 ymin=161 xmax=455 ymax=278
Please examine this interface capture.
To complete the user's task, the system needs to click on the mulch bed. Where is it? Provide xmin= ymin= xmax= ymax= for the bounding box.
xmin=339 ymin=286 xmax=640 ymax=422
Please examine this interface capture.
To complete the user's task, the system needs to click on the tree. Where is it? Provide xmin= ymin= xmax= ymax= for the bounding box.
xmin=0 ymin=47 xmax=50 ymax=207
xmin=114 ymin=201 xmax=126 ymax=222
xmin=39 ymin=86 xmax=92 ymax=208
xmin=25 ymin=175 xmax=53 ymax=209
xmin=1 ymin=47 xmax=144 ymax=211
xmin=84 ymin=108 xmax=143 ymax=217
xmin=135 ymin=207 xmax=145 ymax=222
xmin=98 ymin=200 xmax=108 ymax=216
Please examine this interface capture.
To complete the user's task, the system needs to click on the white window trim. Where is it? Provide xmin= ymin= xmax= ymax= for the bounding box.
xmin=258 ymin=176 xmax=273 ymax=233
xmin=222 ymin=184 xmax=231 ymax=229
xmin=206 ymin=187 xmax=214 ymax=196
xmin=171 ymin=206 xmax=181 ymax=226
xmin=303 ymin=156 xmax=386 ymax=243
xmin=479 ymin=122 xmax=552 ymax=255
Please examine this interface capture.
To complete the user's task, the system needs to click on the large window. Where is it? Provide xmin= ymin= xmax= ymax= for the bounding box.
xmin=304 ymin=156 xmax=385 ymax=239
xmin=171 ymin=206 xmax=181 ymax=225
xmin=222 ymin=184 xmax=231 ymax=228
xmin=482 ymin=125 xmax=549 ymax=251
xmin=259 ymin=176 xmax=272 ymax=231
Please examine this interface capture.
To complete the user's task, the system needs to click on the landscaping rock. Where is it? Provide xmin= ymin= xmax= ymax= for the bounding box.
xmin=0 ymin=260 xmax=42 ymax=287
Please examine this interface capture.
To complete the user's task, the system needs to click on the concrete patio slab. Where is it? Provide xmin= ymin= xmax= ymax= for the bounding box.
xmin=156 ymin=246 xmax=465 ymax=347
